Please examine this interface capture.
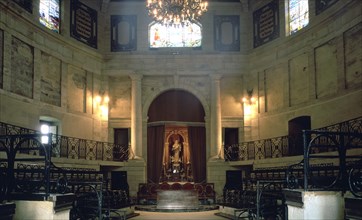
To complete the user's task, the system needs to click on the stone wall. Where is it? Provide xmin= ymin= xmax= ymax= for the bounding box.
xmin=245 ymin=0 xmax=362 ymax=140
xmin=0 ymin=1 xmax=104 ymax=140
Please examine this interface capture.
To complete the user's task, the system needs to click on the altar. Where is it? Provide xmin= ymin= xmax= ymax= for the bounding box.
xmin=137 ymin=182 xmax=216 ymax=205
xmin=157 ymin=190 xmax=199 ymax=209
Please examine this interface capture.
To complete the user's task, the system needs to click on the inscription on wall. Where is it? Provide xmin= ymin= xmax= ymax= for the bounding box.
xmin=11 ymin=37 xmax=34 ymax=98
xmin=220 ymin=77 xmax=243 ymax=117
xmin=40 ymin=52 xmax=61 ymax=106
xmin=70 ymin=0 xmax=98 ymax=48
xmin=265 ymin=65 xmax=285 ymax=112
xmin=315 ymin=38 xmax=338 ymax=98
xmin=0 ymin=29 xmax=3 ymax=89
xmin=288 ymin=53 xmax=309 ymax=106
xmin=344 ymin=23 xmax=362 ymax=90
xmin=67 ymin=66 xmax=86 ymax=113
xmin=109 ymin=76 xmax=131 ymax=118
xmin=253 ymin=0 xmax=279 ymax=48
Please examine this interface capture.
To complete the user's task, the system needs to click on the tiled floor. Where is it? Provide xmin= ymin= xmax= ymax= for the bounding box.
xmin=130 ymin=210 xmax=227 ymax=220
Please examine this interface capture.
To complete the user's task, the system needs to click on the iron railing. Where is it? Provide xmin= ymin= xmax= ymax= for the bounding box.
xmin=0 ymin=122 xmax=128 ymax=162
xmin=1 ymin=117 xmax=361 ymax=163
xmin=224 ymin=117 xmax=362 ymax=161
xmin=286 ymin=130 xmax=362 ymax=195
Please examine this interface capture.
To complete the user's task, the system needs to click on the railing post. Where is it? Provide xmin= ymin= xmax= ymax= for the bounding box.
xmin=339 ymin=133 xmax=347 ymax=191
xmin=256 ymin=181 xmax=260 ymax=220
xmin=44 ymin=134 xmax=52 ymax=200
xmin=102 ymin=142 xmax=105 ymax=161
xmin=303 ymin=130 xmax=310 ymax=191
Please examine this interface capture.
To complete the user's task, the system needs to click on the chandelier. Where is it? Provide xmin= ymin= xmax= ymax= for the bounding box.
xmin=146 ymin=0 xmax=208 ymax=26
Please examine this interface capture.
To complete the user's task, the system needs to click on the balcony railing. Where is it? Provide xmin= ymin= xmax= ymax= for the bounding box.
xmin=0 ymin=122 xmax=128 ymax=162
xmin=1 ymin=117 xmax=361 ymax=162
xmin=224 ymin=117 xmax=362 ymax=161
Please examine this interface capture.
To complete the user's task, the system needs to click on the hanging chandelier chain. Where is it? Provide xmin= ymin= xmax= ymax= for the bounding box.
xmin=147 ymin=0 xmax=208 ymax=26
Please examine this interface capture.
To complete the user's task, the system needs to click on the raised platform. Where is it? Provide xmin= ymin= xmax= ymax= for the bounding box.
xmin=135 ymin=205 xmax=219 ymax=212
xmin=137 ymin=182 xmax=216 ymax=205
xmin=157 ymin=190 xmax=198 ymax=209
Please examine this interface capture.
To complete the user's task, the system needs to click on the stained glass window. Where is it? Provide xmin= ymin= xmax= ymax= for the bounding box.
xmin=39 ymin=0 xmax=60 ymax=33
xmin=149 ymin=23 xmax=202 ymax=48
xmin=288 ymin=0 xmax=309 ymax=35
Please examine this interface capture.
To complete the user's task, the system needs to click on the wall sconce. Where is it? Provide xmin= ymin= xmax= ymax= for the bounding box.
xmin=242 ymin=89 xmax=256 ymax=105
xmin=94 ymin=91 xmax=109 ymax=120
xmin=242 ymin=89 xmax=256 ymax=116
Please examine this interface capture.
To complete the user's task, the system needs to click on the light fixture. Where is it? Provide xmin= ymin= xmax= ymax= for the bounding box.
xmin=146 ymin=0 xmax=208 ymax=26
xmin=94 ymin=91 xmax=109 ymax=120
xmin=242 ymin=89 xmax=256 ymax=105
xmin=40 ymin=124 xmax=50 ymax=144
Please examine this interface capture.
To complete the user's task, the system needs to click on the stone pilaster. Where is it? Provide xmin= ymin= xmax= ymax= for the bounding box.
xmin=130 ymin=74 xmax=143 ymax=159
xmin=210 ymin=74 xmax=223 ymax=160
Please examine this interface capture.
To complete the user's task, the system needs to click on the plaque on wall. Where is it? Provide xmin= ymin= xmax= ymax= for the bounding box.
xmin=12 ymin=0 xmax=32 ymax=13
xmin=214 ymin=15 xmax=240 ymax=51
xmin=11 ymin=37 xmax=34 ymax=99
xmin=316 ymin=0 xmax=339 ymax=15
xmin=70 ymin=0 xmax=98 ymax=49
xmin=0 ymin=29 xmax=3 ymax=89
xmin=253 ymin=0 xmax=279 ymax=48
xmin=111 ymin=15 xmax=137 ymax=51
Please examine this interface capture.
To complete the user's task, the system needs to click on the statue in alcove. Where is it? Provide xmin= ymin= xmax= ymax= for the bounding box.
xmin=170 ymin=136 xmax=183 ymax=175
xmin=159 ymin=128 xmax=193 ymax=183
xmin=171 ymin=139 xmax=182 ymax=163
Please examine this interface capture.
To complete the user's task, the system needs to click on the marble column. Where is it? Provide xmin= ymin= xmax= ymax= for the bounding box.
xmin=210 ymin=74 xmax=223 ymax=160
xmin=130 ymin=74 xmax=143 ymax=159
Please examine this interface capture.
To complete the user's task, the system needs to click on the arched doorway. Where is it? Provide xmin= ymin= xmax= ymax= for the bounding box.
xmin=146 ymin=89 xmax=206 ymax=183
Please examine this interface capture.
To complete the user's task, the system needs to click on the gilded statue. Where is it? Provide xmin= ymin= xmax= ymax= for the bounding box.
xmin=171 ymin=139 xmax=182 ymax=163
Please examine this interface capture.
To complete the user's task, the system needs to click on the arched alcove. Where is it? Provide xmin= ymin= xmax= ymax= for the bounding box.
xmin=148 ymin=89 xmax=205 ymax=123
xmin=146 ymin=89 xmax=206 ymax=183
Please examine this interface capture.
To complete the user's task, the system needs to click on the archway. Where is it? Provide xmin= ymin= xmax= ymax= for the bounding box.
xmin=146 ymin=89 xmax=206 ymax=183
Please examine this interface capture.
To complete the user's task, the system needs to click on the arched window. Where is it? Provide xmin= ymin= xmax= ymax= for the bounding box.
xmin=288 ymin=0 xmax=309 ymax=35
xmin=149 ymin=22 xmax=202 ymax=48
